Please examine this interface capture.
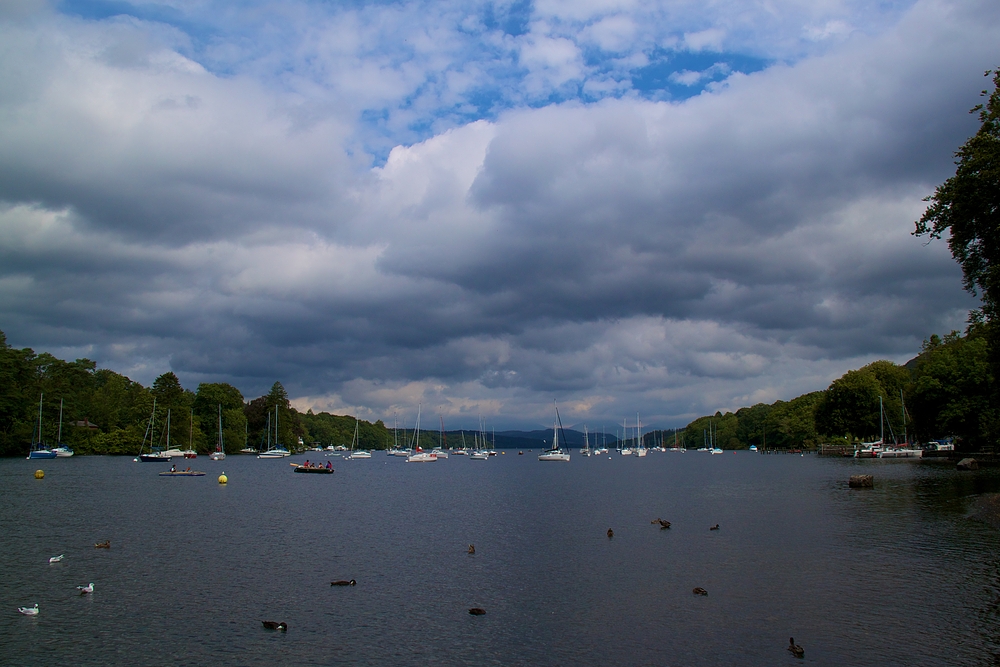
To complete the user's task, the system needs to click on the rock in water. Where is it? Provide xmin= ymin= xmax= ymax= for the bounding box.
xmin=849 ymin=474 xmax=874 ymax=488
xmin=957 ymin=458 xmax=979 ymax=471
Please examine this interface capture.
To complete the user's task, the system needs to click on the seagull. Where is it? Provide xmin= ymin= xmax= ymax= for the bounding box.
xmin=77 ymin=583 xmax=94 ymax=594
xmin=18 ymin=604 xmax=39 ymax=616
xmin=49 ymin=554 xmax=65 ymax=563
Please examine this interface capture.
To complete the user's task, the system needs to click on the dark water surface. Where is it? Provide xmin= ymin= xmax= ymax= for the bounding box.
xmin=2 ymin=451 xmax=1000 ymax=666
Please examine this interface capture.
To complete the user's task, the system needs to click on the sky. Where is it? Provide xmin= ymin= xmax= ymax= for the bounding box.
xmin=0 ymin=0 xmax=995 ymax=430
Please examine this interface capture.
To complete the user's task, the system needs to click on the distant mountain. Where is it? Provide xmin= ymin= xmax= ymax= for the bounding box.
xmin=495 ymin=429 xmax=620 ymax=446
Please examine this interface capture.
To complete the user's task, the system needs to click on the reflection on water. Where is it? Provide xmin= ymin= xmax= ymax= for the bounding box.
xmin=1 ymin=453 xmax=999 ymax=666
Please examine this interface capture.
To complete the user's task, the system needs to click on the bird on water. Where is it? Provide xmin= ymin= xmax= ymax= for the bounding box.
xmin=468 ymin=608 xmax=486 ymax=615
xmin=607 ymin=528 xmax=614 ymax=538
xmin=468 ymin=544 xmax=475 ymax=555
xmin=261 ymin=621 xmax=287 ymax=631
xmin=77 ymin=583 xmax=94 ymax=594
xmin=787 ymin=637 xmax=804 ymax=657
xmin=692 ymin=587 xmax=708 ymax=596
xmin=710 ymin=524 xmax=720 ymax=530
xmin=18 ymin=604 xmax=39 ymax=616
xmin=330 ymin=579 xmax=356 ymax=586
xmin=49 ymin=554 xmax=65 ymax=563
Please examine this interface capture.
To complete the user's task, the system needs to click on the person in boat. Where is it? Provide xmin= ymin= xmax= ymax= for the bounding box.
xmin=326 ymin=461 xmax=332 ymax=469
xmin=305 ymin=460 xmax=310 ymax=467
xmin=170 ymin=464 xmax=176 ymax=472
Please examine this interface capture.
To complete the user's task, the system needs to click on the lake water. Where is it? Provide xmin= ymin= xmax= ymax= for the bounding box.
xmin=2 ymin=451 xmax=999 ymax=666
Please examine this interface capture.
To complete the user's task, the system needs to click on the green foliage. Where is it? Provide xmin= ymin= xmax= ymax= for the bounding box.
xmin=915 ymin=68 xmax=1000 ymax=445
xmin=682 ymin=393 xmax=823 ymax=450
xmin=814 ymin=361 xmax=910 ymax=440
xmin=908 ymin=328 xmax=994 ymax=449
xmin=194 ymin=383 xmax=246 ymax=454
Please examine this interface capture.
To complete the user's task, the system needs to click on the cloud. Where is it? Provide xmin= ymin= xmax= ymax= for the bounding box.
xmin=0 ymin=0 xmax=995 ymax=429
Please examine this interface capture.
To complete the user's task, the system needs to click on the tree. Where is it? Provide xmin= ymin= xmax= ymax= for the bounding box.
xmin=915 ymin=68 xmax=1000 ymax=445
xmin=909 ymin=328 xmax=993 ymax=449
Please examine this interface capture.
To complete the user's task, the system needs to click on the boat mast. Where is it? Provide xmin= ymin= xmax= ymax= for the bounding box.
xmin=190 ymin=409 xmax=194 ymax=451
xmin=166 ymin=409 xmax=171 ymax=450
xmin=879 ymin=396 xmax=884 ymax=445
xmin=218 ymin=404 xmax=223 ymax=453
xmin=36 ymin=393 xmax=43 ymax=445
xmin=57 ymin=398 xmax=63 ymax=444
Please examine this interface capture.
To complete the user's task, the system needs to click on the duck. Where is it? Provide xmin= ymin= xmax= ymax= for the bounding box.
xmin=607 ymin=528 xmax=614 ymax=538
xmin=468 ymin=544 xmax=475 ymax=555
xmin=657 ymin=519 xmax=671 ymax=529
xmin=261 ymin=620 xmax=287 ymax=631
xmin=787 ymin=637 xmax=804 ymax=657
xmin=94 ymin=541 xmax=110 ymax=549
xmin=692 ymin=587 xmax=708 ymax=596
xmin=77 ymin=583 xmax=94 ymax=594
xmin=17 ymin=604 xmax=39 ymax=616
xmin=710 ymin=524 xmax=720 ymax=530
xmin=49 ymin=554 xmax=65 ymax=563
xmin=468 ymin=608 xmax=486 ymax=615
xmin=330 ymin=579 xmax=356 ymax=586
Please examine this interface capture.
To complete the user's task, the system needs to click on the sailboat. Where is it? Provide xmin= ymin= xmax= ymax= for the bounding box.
xmin=431 ymin=416 xmax=449 ymax=459
xmin=581 ymin=425 xmax=591 ymax=456
xmin=350 ymin=417 xmax=372 ymax=459
xmin=52 ymin=398 xmax=74 ymax=457
xmin=258 ymin=406 xmax=291 ymax=458
xmin=27 ymin=394 xmax=57 ymax=459
xmin=135 ymin=399 xmax=171 ymax=462
xmin=407 ymin=405 xmax=437 ymax=462
xmin=538 ymin=404 xmax=571 ymax=461
xmin=635 ymin=413 xmax=647 ymax=457
xmin=210 ymin=405 xmax=226 ymax=460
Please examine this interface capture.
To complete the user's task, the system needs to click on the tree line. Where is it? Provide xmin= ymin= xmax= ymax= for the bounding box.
xmin=662 ymin=322 xmax=992 ymax=451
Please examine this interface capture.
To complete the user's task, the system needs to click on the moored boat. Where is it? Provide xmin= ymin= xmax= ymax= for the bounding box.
xmin=538 ymin=404 xmax=571 ymax=462
xmin=27 ymin=394 xmax=57 ymax=459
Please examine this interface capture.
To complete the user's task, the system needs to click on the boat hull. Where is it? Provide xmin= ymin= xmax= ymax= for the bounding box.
xmin=28 ymin=450 xmax=57 ymax=459
xmin=158 ymin=471 xmax=206 ymax=476
xmin=209 ymin=452 xmax=226 ymax=460
xmin=293 ymin=466 xmax=334 ymax=473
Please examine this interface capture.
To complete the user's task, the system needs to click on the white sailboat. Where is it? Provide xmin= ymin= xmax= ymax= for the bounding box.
xmin=635 ymin=412 xmax=647 ymax=457
xmin=581 ymin=425 xmax=591 ymax=456
xmin=407 ymin=405 xmax=437 ymax=462
xmin=258 ymin=406 xmax=291 ymax=458
xmin=210 ymin=405 xmax=226 ymax=460
xmin=52 ymin=398 xmax=74 ymax=457
xmin=538 ymin=405 xmax=571 ymax=462
xmin=350 ymin=417 xmax=372 ymax=459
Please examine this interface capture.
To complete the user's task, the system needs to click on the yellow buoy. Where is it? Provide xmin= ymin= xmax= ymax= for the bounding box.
xmin=218 ymin=473 xmax=228 ymax=484
xmin=34 ymin=469 xmax=44 ymax=479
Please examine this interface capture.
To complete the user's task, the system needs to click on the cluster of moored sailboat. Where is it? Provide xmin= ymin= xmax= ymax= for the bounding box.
xmin=25 ymin=394 xmax=75 ymax=459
